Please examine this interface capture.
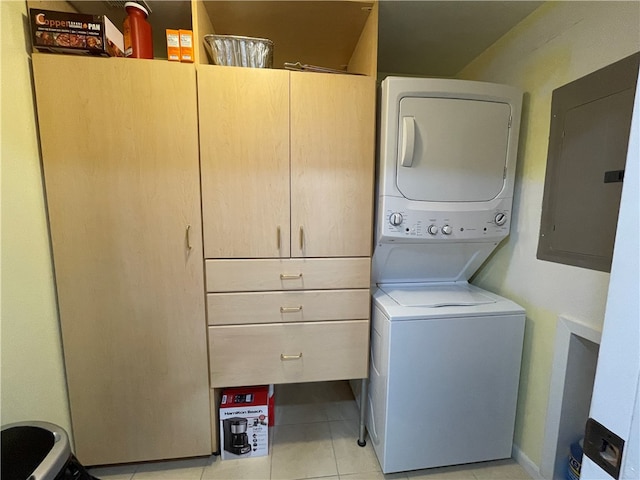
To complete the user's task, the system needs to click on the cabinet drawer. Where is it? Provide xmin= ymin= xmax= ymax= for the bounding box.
xmin=205 ymin=258 xmax=370 ymax=292
xmin=208 ymin=320 xmax=369 ymax=387
xmin=207 ymin=289 xmax=370 ymax=325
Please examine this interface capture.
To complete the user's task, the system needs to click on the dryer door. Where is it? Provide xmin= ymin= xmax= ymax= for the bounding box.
xmin=396 ymin=97 xmax=511 ymax=202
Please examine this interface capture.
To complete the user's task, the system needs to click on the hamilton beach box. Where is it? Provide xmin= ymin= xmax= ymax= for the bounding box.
xmin=30 ymin=9 xmax=124 ymax=57
xmin=219 ymin=386 xmax=270 ymax=460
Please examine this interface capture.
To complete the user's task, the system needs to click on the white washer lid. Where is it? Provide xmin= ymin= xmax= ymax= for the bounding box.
xmin=379 ymin=283 xmax=496 ymax=307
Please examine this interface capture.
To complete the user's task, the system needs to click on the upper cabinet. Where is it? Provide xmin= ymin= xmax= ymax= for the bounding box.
xmin=198 ymin=66 xmax=291 ymax=258
xmin=198 ymin=67 xmax=375 ymax=259
xmin=195 ymin=1 xmax=378 ymax=259
xmin=198 ymin=1 xmax=378 ymax=259
xmin=289 ymin=71 xmax=376 ymax=257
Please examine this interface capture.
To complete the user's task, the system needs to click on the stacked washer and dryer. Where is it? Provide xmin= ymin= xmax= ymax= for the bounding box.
xmin=367 ymin=77 xmax=526 ymax=474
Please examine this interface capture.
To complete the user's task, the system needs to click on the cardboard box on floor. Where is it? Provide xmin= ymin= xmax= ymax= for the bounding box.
xmin=219 ymin=385 xmax=272 ymax=460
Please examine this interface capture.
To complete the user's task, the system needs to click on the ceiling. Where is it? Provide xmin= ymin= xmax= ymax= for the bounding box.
xmin=378 ymin=1 xmax=543 ymax=76
xmin=71 ymin=0 xmax=543 ymax=77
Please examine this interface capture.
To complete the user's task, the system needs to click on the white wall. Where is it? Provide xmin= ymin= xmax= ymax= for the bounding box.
xmin=0 ymin=0 xmax=71 ymax=433
xmin=458 ymin=1 xmax=640 ymax=469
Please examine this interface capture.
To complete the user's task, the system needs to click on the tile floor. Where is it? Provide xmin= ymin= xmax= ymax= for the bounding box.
xmin=88 ymin=381 xmax=532 ymax=480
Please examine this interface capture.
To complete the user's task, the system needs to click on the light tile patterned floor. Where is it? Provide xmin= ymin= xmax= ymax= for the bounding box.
xmin=88 ymin=381 xmax=532 ymax=480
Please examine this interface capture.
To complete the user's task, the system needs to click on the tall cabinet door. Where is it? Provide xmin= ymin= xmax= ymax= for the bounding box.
xmin=33 ymin=54 xmax=211 ymax=465
xmin=198 ymin=66 xmax=290 ymax=258
xmin=290 ymin=72 xmax=375 ymax=258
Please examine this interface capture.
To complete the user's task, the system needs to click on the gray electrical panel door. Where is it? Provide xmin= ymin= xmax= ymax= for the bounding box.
xmin=538 ymin=52 xmax=639 ymax=272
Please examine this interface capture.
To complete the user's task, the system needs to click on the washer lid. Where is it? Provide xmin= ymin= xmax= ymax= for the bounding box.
xmin=379 ymin=283 xmax=496 ymax=307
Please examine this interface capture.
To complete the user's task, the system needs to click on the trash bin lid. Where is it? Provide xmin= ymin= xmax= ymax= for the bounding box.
xmin=1 ymin=422 xmax=71 ymax=480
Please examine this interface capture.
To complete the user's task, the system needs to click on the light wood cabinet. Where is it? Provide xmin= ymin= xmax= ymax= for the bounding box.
xmin=198 ymin=67 xmax=290 ymax=258
xmin=198 ymin=67 xmax=375 ymax=259
xmin=290 ymin=72 xmax=376 ymax=257
xmin=195 ymin=2 xmax=379 ymax=452
xmin=27 ymin=0 xmax=379 ymax=460
xmin=32 ymin=54 xmax=211 ymax=465
xmin=197 ymin=19 xmax=377 ymax=448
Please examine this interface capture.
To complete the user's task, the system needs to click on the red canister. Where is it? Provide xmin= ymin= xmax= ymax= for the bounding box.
xmin=123 ymin=2 xmax=153 ymax=59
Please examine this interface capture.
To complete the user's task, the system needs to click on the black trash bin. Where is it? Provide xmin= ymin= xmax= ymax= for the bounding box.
xmin=1 ymin=421 xmax=99 ymax=480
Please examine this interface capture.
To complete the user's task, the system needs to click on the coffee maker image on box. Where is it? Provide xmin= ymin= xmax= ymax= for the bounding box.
xmin=223 ymin=417 xmax=251 ymax=456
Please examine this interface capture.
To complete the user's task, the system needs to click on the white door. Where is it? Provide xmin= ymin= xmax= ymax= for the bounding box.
xmin=581 ymin=74 xmax=639 ymax=480
xmin=396 ymin=97 xmax=511 ymax=202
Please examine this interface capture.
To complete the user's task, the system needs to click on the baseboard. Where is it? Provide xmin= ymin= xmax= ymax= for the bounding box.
xmin=513 ymin=443 xmax=547 ymax=480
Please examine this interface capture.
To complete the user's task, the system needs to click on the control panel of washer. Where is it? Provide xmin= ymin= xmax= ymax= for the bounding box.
xmin=378 ymin=196 xmax=512 ymax=243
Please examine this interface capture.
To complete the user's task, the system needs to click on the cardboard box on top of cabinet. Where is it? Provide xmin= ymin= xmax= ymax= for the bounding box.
xmin=166 ymin=28 xmax=193 ymax=63
xmin=179 ymin=29 xmax=194 ymax=63
xmin=30 ymin=9 xmax=124 ymax=57
xmin=220 ymin=385 xmax=271 ymax=460
xmin=166 ymin=29 xmax=180 ymax=61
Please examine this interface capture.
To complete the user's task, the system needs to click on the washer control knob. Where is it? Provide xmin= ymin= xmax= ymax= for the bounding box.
xmin=389 ymin=213 xmax=403 ymax=226
xmin=427 ymin=224 xmax=439 ymax=235
xmin=441 ymin=225 xmax=453 ymax=235
xmin=495 ymin=212 xmax=507 ymax=226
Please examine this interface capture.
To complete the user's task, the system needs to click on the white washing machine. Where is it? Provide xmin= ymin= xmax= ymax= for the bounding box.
xmin=369 ymin=284 xmax=525 ymax=473
xmin=368 ymin=77 xmax=526 ymax=473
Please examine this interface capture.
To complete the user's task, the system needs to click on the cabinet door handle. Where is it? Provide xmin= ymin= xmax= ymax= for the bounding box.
xmin=280 ymin=273 xmax=302 ymax=280
xmin=186 ymin=225 xmax=193 ymax=250
xmin=299 ymin=226 xmax=304 ymax=250
xmin=277 ymin=226 xmax=281 ymax=250
xmin=280 ymin=353 xmax=303 ymax=361
xmin=280 ymin=306 xmax=303 ymax=313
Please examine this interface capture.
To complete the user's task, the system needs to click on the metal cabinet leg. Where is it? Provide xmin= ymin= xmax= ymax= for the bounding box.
xmin=358 ymin=377 xmax=368 ymax=447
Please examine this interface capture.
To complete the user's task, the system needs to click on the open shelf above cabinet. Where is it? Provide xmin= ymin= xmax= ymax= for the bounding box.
xmin=27 ymin=0 xmax=377 ymax=76
xmin=194 ymin=0 xmax=378 ymax=76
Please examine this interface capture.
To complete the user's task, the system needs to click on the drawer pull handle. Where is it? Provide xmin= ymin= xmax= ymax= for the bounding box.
xmin=280 ymin=273 xmax=303 ymax=280
xmin=280 ymin=306 xmax=303 ymax=313
xmin=280 ymin=353 xmax=303 ymax=361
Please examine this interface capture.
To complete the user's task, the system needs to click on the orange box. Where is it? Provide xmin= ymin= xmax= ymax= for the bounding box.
xmin=179 ymin=29 xmax=194 ymax=63
xmin=166 ymin=29 xmax=180 ymax=61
